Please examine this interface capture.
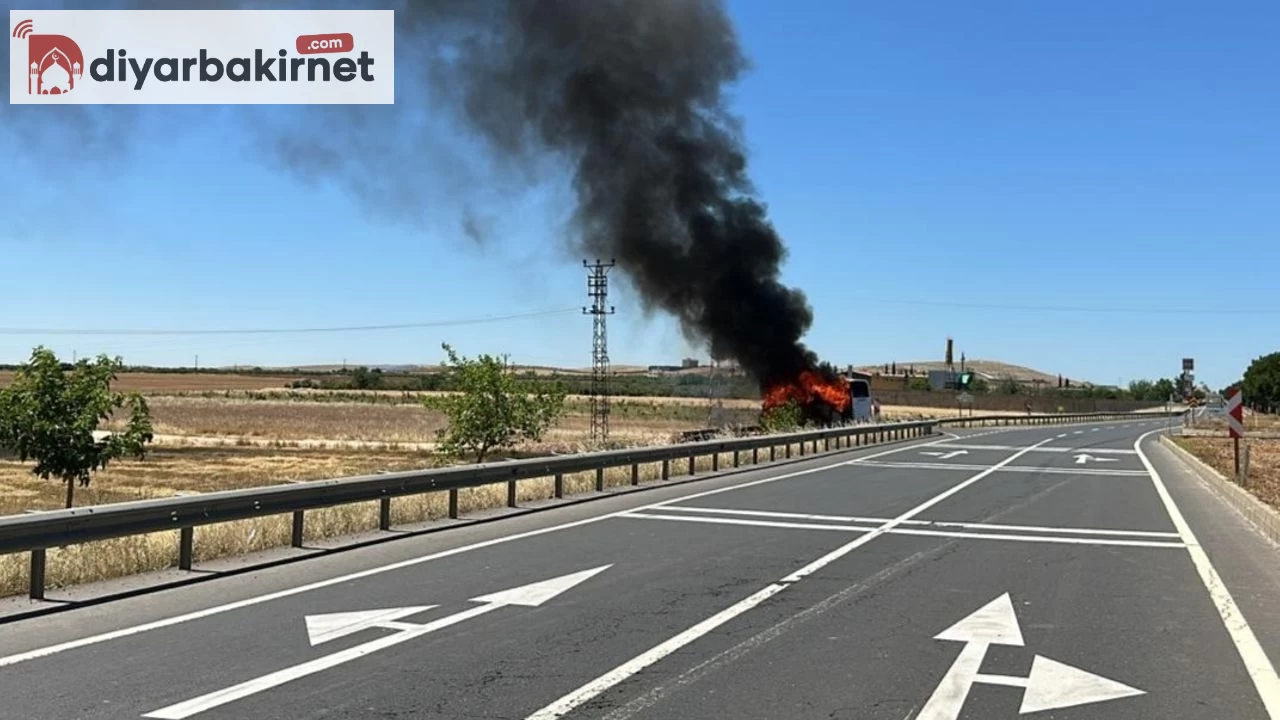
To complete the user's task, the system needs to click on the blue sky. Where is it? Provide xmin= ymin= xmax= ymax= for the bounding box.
xmin=2 ymin=0 xmax=1277 ymax=390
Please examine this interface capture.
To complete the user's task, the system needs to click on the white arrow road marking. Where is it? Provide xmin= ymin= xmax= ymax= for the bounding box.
xmin=915 ymin=594 xmax=1143 ymax=720
xmin=305 ymin=606 xmax=436 ymax=646
xmin=921 ymin=450 xmax=969 ymax=460
xmin=1018 ymin=655 xmax=1145 ymax=713
xmin=933 ymin=593 xmax=1024 ymax=646
xmin=917 ymin=594 xmax=1024 ymax=720
xmin=143 ymin=566 xmax=611 ymax=719
xmin=1074 ymin=453 xmax=1119 ymax=465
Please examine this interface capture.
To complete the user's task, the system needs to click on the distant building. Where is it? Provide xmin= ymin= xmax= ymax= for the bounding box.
xmin=681 ymin=357 xmax=700 ymax=369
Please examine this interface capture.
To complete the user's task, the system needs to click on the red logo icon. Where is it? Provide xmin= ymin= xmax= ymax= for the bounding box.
xmin=12 ymin=18 xmax=85 ymax=96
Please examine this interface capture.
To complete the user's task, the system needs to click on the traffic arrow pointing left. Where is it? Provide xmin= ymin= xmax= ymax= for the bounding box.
xmin=144 ymin=565 xmax=613 ymax=720
xmin=1074 ymin=454 xmax=1119 ymax=465
xmin=306 ymin=606 xmax=437 ymax=646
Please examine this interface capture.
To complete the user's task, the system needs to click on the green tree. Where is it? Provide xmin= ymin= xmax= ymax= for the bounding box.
xmin=1128 ymin=379 xmax=1155 ymax=401
xmin=350 ymin=366 xmax=382 ymax=390
xmin=0 ymin=347 xmax=154 ymax=508
xmin=1241 ymin=351 xmax=1280 ymax=412
xmin=760 ymin=399 xmax=802 ymax=433
xmin=424 ymin=343 xmax=567 ymax=463
xmin=1152 ymin=378 xmax=1177 ymax=402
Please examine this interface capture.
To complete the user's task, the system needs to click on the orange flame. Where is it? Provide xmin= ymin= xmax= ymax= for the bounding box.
xmin=762 ymin=370 xmax=851 ymax=413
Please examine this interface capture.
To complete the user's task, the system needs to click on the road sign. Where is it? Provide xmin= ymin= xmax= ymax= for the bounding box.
xmin=1183 ymin=358 xmax=1195 ymax=372
xmin=143 ymin=565 xmax=613 ymax=720
xmin=1073 ymin=453 xmax=1119 ymax=465
xmin=1226 ymin=388 xmax=1245 ymax=439
xmin=915 ymin=593 xmax=1144 ymax=719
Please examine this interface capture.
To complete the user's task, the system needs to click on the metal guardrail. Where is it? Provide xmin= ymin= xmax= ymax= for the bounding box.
xmin=0 ymin=411 xmax=1182 ymax=600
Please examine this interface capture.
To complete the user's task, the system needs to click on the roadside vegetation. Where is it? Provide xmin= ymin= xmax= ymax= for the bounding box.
xmin=1174 ymin=350 xmax=1280 ymax=513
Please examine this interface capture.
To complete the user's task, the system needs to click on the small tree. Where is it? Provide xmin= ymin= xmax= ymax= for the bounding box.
xmin=1241 ymin=352 xmax=1280 ymax=413
xmin=424 ymin=343 xmax=566 ymax=463
xmin=0 ymin=346 xmax=154 ymax=508
xmin=760 ymin=399 xmax=802 ymax=433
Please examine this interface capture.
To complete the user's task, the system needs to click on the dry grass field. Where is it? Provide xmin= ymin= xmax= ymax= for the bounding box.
xmin=0 ymin=370 xmax=306 ymax=392
xmin=1173 ymin=435 xmax=1280 ymax=510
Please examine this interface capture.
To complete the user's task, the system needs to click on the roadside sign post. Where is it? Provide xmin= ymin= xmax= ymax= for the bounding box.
xmin=1226 ymin=388 xmax=1245 ymax=481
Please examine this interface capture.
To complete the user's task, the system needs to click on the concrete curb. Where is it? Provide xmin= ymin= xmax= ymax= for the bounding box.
xmin=1159 ymin=434 xmax=1280 ymax=545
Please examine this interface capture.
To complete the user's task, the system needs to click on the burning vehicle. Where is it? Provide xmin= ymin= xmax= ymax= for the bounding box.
xmin=762 ymin=370 xmax=874 ymax=426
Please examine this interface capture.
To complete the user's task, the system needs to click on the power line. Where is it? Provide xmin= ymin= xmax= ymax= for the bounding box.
xmin=855 ymin=299 xmax=1280 ymax=316
xmin=0 ymin=308 xmax=580 ymax=336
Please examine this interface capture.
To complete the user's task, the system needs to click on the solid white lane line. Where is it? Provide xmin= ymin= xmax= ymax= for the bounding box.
xmin=929 ymin=444 xmax=1136 ymax=455
xmin=659 ymin=506 xmax=1181 ymax=538
xmin=851 ymin=460 xmax=1150 ymax=477
xmin=620 ymin=513 xmax=868 ymax=534
xmin=523 ymin=439 xmax=1055 ymax=720
xmin=1136 ymin=429 xmax=1280 ymax=718
xmin=0 ymin=434 xmax=945 ymax=669
xmin=620 ymin=514 xmax=1186 ymax=549
xmin=885 ymin=527 xmax=1185 ymax=548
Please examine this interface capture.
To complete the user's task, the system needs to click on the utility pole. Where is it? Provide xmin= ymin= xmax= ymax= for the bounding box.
xmin=583 ymin=259 xmax=616 ymax=443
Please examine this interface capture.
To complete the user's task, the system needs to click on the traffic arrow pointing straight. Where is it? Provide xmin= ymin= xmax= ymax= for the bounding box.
xmin=144 ymin=565 xmax=612 ymax=720
xmin=914 ymin=593 xmax=1143 ymax=720
xmin=917 ymin=593 xmax=1024 ymax=720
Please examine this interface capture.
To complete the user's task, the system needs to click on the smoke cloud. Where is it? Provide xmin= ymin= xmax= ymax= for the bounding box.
xmin=2 ymin=0 xmax=831 ymax=388
xmin=395 ymin=0 xmax=826 ymax=388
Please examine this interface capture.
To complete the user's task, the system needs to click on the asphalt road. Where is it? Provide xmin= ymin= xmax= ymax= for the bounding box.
xmin=3 ymin=418 xmax=1279 ymax=720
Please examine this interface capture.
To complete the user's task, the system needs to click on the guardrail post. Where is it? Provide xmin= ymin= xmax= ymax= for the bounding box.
xmin=291 ymin=511 xmax=305 ymax=548
xmin=733 ymin=450 xmax=740 ymax=468
xmin=507 ymin=479 xmax=518 ymax=508
xmin=554 ymin=472 xmax=564 ymax=498
xmin=631 ymin=463 xmax=640 ymax=485
xmin=770 ymin=446 xmax=776 ymax=461
xmin=785 ymin=443 xmax=792 ymax=459
xmin=752 ymin=447 xmax=759 ymax=464
xmin=379 ymin=497 xmax=392 ymax=530
xmin=855 ymin=433 xmax=861 ymax=447
xmin=712 ymin=452 xmax=720 ymax=471
xmin=179 ymin=526 xmax=194 ymax=570
xmin=661 ymin=460 xmax=670 ymax=480
xmin=29 ymin=549 xmax=46 ymax=601
xmin=595 ymin=467 xmax=605 ymax=492
xmin=799 ymin=441 xmax=806 ymax=456
xmin=448 ymin=489 xmax=459 ymax=519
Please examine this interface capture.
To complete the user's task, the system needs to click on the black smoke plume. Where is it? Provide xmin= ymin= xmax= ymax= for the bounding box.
xmin=2 ymin=0 xmax=831 ymax=389
xmin=398 ymin=0 xmax=824 ymax=388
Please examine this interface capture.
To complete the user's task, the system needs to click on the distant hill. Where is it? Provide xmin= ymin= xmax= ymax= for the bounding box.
xmin=853 ymin=359 xmax=1095 ymax=387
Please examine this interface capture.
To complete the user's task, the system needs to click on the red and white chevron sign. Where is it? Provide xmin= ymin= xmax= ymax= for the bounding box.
xmin=1226 ymin=388 xmax=1245 ymax=439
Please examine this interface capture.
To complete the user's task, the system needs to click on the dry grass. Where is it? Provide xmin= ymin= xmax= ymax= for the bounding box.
xmin=0 ymin=371 xmax=304 ymax=392
xmin=99 ymin=395 xmax=759 ymax=447
xmin=1173 ymin=435 xmax=1280 ymax=509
